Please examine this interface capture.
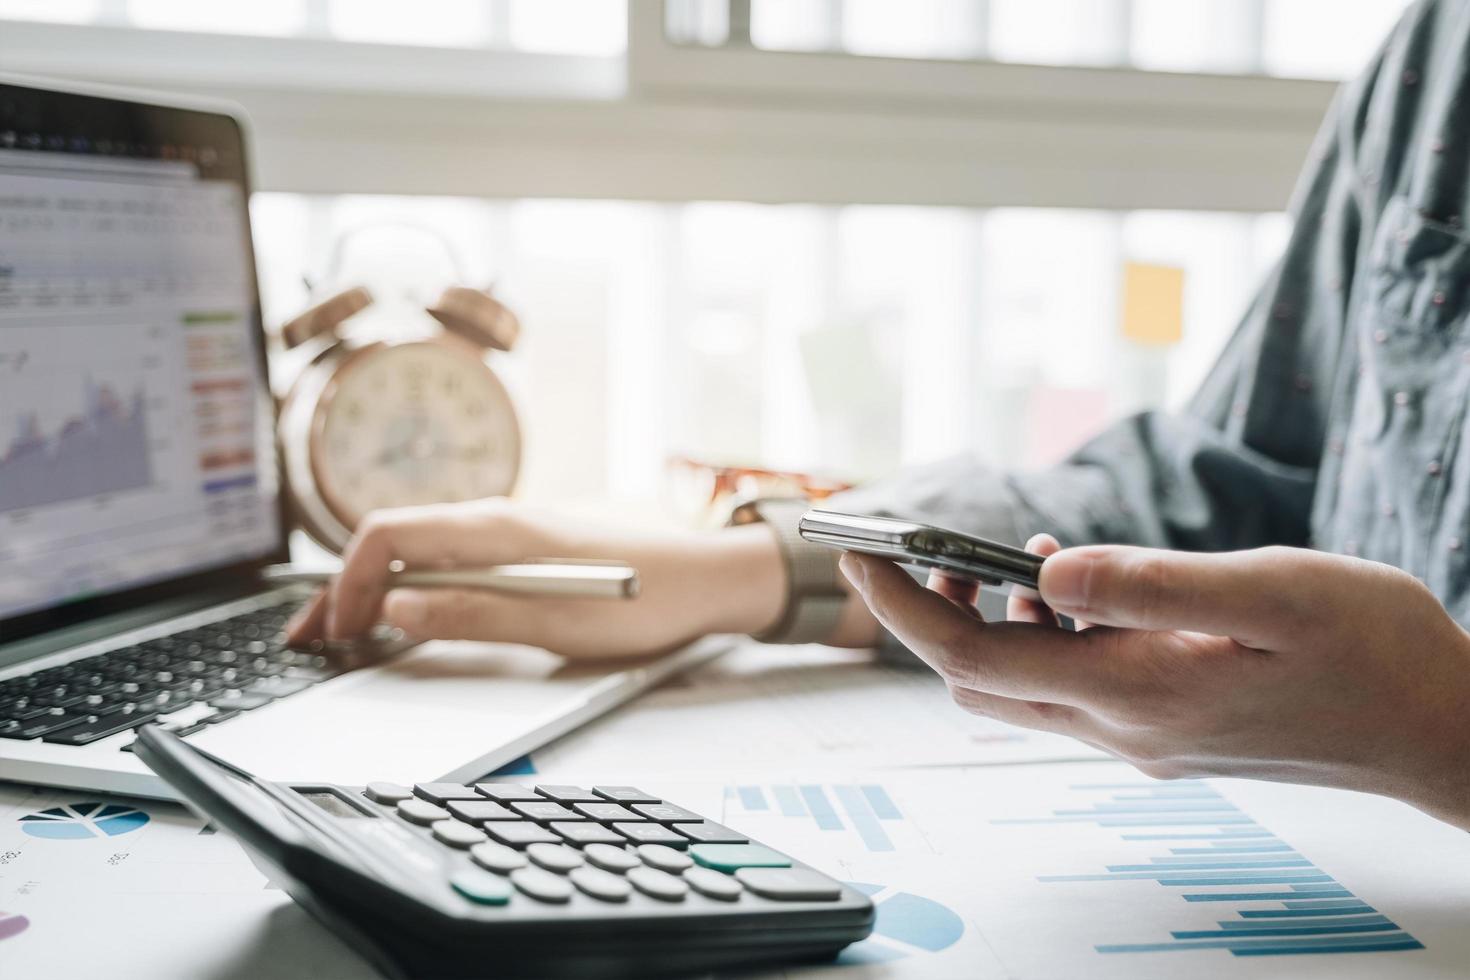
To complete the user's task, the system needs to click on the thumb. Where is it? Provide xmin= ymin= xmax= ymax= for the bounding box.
xmin=1038 ymin=545 xmax=1313 ymax=647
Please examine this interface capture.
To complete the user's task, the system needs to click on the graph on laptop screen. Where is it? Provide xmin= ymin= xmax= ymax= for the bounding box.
xmin=0 ymin=144 xmax=280 ymax=620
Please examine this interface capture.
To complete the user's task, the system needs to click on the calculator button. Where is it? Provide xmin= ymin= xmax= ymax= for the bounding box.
xmin=485 ymin=822 xmax=561 ymax=849
xmin=675 ymin=821 xmax=748 ymax=845
xmin=570 ymin=866 xmax=632 ymax=903
xmin=584 ymin=843 xmax=640 ymax=874
xmin=734 ymin=868 xmax=841 ymax=901
xmin=572 ymin=802 xmax=643 ymax=822
xmin=533 ymin=785 xmax=602 ymax=803
xmin=413 ymin=783 xmax=481 ymax=806
xmin=631 ymin=803 xmax=701 ymax=823
xmin=592 ymin=786 xmax=660 ymax=804
xmin=364 ymin=781 xmax=413 ymax=804
xmin=511 ymin=866 xmax=573 ymax=903
xmin=635 ymin=844 xmax=692 ymax=874
xmin=447 ymin=800 xmax=518 ymax=824
xmin=689 ymin=844 xmax=791 ymax=873
xmin=627 ymin=866 xmax=688 ymax=902
xmin=551 ymin=822 xmax=628 ymax=847
xmin=527 ymin=842 xmax=584 ymax=874
xmin=511 ymin=801 xmax=583 ymax=823
xmin=450 ymin=868 xmax=512 ymax=905
xmin=470 ymin=841 xmax=528 ymax=874
xmin=397 ymin=799 xmax=451 ymax=826
xmin=432 ymin=819 xmax=488 ymax=849
xmin=684 ymin=867 xmax=743 ymax=901
xmin=612 ymin=822 xmax=688 ymax=848
xmin=475 ymin=783 xmax=542 ymax=803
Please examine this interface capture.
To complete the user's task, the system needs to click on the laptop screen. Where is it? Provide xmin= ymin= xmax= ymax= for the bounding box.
xmin=0 ymin=80 xmax=285 ymax=637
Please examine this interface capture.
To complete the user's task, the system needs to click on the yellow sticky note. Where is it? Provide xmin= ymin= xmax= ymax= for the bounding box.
xmin=1121 ymin=262 xmax=1184 ymax=346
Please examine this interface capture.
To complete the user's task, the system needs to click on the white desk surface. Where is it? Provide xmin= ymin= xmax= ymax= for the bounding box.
xmin=3 ymin=641 xmax=1469 ymax=979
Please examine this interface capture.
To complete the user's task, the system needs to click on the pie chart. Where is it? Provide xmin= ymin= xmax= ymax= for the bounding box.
xmin=0 ymin=911 xmax=29 ymax=942
xmin=18 ymin=802 xmax=150 ymax=840
xmin=837 ymin=882 xmax=965 ymax=965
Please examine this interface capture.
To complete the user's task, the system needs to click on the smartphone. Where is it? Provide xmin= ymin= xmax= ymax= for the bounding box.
xmin=798 ymin=509 xmax=1042 ymax=590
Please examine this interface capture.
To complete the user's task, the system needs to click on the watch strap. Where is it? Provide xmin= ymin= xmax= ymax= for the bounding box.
xmin=729 ymin=497 xmax=847 ymax=645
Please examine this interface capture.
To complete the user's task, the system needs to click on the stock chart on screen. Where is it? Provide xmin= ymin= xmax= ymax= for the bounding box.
xmin=0 ymin=148 xmax=278 ymax=620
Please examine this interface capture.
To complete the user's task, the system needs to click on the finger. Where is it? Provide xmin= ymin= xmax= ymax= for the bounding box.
xmin=925 ymin=569 xmax=983 ymax=620
xmin=327 ymin=501 xmax=536 ymax=640
xmin=1008 ymin=533 xmax=1061 ymax=626
xmin=947 ymin=684 xmax=1087 ymax=738
xmin=840 ymin=552 xmax=1118 ymax=704
xmin=285 ymin=590 xmax=327 ymax=647
xmin=381 ymin=587 xmax=543 ymax=645
xmin=1037 ymin=544 xmax=1317 ymax=647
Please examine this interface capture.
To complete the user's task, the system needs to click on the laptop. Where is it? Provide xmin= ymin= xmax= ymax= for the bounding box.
xmin=0 ymin=75 xmax=728 ymax=800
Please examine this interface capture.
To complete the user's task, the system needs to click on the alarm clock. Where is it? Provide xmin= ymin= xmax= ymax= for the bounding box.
xmin=275 ymin=284 xmax=523 ymax=552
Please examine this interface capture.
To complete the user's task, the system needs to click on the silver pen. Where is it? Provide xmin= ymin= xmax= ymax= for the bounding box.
xmin=262 ymin=559 xmax=640 ymax=599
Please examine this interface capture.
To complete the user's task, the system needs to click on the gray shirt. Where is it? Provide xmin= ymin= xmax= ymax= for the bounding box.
xmin=789 ymin=0 xmax=1470 ymax=631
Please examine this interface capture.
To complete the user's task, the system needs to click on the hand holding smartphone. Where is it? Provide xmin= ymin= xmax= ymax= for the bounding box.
xmin=798 ymin=509 xmax=1043 ymax=590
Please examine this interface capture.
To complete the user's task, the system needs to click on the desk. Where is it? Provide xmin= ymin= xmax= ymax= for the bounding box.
xmin=3 ymin=641 xmax=1469 ymax=979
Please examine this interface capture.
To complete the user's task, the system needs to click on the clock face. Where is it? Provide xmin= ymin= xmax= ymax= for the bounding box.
xmin=309 ymin=339 xmax=520 ymax=530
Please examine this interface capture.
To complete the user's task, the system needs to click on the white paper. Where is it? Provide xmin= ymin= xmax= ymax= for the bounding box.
xmin=597 ymin=764 xmax=1470 ymax=978
xmin=534 ymin=642 xmax=1107 ymax=773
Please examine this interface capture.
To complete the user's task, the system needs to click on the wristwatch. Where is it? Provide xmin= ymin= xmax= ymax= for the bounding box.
xmin=729 ymin=497 xmax=848 ymax=644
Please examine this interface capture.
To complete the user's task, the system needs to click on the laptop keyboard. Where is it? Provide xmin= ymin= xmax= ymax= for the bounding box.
xmin=0 ymin=599 xmax=334 ymax=749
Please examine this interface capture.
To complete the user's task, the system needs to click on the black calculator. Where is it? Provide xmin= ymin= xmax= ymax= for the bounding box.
xmin=135 ymin=726 xmax=874 ymax=979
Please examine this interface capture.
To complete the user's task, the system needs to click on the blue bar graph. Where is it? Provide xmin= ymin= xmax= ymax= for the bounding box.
xmin=861 ymin=785 xmax=902 ymax=820
xmin=772 ymin=785 xmax=806 ymax=817
xmin=999 ymin=780 xmax=1422 ymax=959
xmin=736 ymin=786 xmax=768 ymax=811
xmin=727 ymin=783 xmax=908 ymax=854
xmin=834 ymin=785 xmax=894 ymax=852
xmin=798 ymin=785 xmax=843 ymax=831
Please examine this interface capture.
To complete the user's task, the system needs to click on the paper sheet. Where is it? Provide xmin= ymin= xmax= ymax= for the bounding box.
xmin=533 ymin=642 xmax=1108 ymax=774
xmin=601 ymin=764 xmax=1470 ymax=978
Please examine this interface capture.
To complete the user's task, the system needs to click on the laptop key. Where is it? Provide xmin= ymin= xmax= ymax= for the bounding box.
xmin=43 ymin=707 xmax=159 ymax=746
xmin=5 ymin=709 xmax=91 ymax=740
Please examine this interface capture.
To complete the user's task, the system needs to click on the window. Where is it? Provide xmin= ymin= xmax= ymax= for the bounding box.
xmin=252 ymin=195 xmax=1289 ymax=501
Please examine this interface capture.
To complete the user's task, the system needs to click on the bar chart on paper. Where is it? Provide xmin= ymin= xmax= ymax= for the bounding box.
xmin=723 ymin=783 xmax=927 ymax=855
xmin=995 ymin=780 xmax=1424 ymax=958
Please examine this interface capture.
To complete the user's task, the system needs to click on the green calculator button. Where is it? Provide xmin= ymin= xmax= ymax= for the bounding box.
xmin=689 ymin=844 xmax=791 ymax=873
xmin=450 ymin=868 xmax=513 ymax=905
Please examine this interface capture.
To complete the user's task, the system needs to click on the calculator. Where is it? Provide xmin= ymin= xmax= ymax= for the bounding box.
xmin=134 ymin=726 xmax=874 ymax=979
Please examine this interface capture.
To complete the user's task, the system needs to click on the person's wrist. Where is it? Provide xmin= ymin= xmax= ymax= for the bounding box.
xmin=1395 ymin=626 xmax=1470 ymax=832
xmin=699 ymin=524 xmax=787 ymax=637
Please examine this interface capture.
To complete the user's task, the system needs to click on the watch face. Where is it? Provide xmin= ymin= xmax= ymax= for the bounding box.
xmin=309 ymin=339 xmax=520 ymax=529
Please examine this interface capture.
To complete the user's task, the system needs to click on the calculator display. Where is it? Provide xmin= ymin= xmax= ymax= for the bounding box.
xmin=298 ymin=790 xmax=368 ymax=819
